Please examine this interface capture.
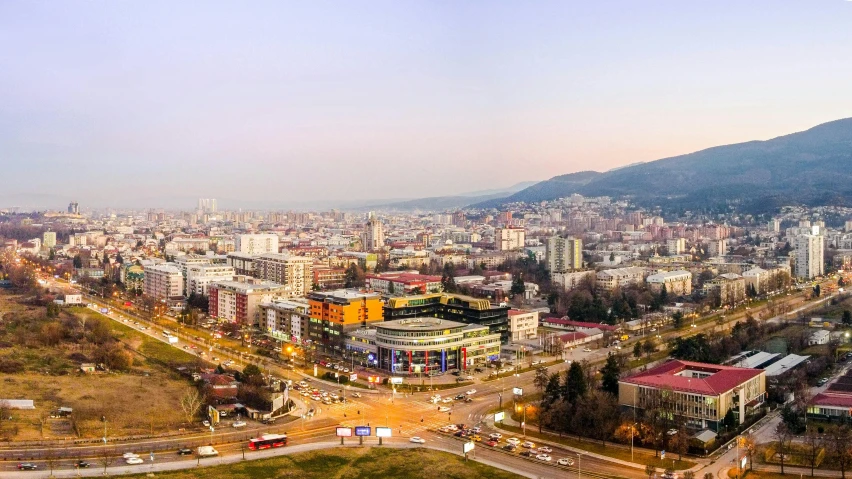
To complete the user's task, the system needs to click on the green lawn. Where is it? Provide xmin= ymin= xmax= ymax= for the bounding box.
xmin=120 ymin=446 xmax=523 ymax=479
xmin=88 ymin=311 xmax=202 ymax=366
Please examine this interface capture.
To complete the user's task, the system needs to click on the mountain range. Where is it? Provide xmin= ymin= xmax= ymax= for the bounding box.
xmin=473 ymin=118 xmax=852 ymax=213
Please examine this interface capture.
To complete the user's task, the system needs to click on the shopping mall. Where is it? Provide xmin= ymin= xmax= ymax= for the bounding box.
xmin=371 ymin=317 xmax=501 ymax=374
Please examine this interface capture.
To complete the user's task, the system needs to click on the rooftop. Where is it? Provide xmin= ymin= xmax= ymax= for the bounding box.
xmin=621 ymin=359 xmax=763 ymax=395
xmin=375 ymin=317 xmax=470 ymax=332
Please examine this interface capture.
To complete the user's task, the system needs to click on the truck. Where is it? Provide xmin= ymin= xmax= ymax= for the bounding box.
xmin=196 ymin=446 xmax=218 ymax=457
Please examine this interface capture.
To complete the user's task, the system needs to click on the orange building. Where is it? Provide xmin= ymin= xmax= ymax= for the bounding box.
xmin=306 ymin=290 xmax=383 ymax=353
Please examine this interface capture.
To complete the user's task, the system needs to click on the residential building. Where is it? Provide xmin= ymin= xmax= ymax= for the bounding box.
xmin=707 ymin=239 xmax=728 ymax=257
xmin=704 ymin=273 xmax=746 ymax=306
xmin=508 ymin=310 xmax=538 ymax=342
xmin=253 ymin=253 xmax=314 ymax=296
xmin=365 ymin=272 xmax=443 ymax=296
xmin=208 ymin=276 xmax=288 ymax=325
xmin=495 ymin=227 xmax=525 ymax=251
xmin=373 ymin=318 xmax=501 ymax=374
xmin=143 ymin=263 xmax=184 ymax=300
xmin=795 ymin=233 xmax=824 ymax=279
xmin=619 ymin=360 xmax=766 ymax=432
xmin=646 ymin=270 xmax=692 ymax=296
xmin=809 ymin=330 xmax=830 ymax=346
xmin=226 ymin=252 xmax=257 ymax=276
xmin=551 ymin=270 xmax=596 ymax=291
xmin=43 ymin=231 xmax=57 ymax=248
xmin=596 ymin=267 xmax=647 ymax=291
xmin=186 ymin=264 xmax=236 ymax=296
xmin=666 ymin=238 xmax=686 ymax=255
xmin=361 ymin=212 xmax=385 ymax=251
xmin=306 ymin=290 xmax=384 ymax=354
xmin=742 ymin=267 xmax=769 ymax=294
xmin=234 ymin=234 xmax=279 ymax=255
xmin=545 ymin=236 xmax=582 ymax=272
xmin=384 ymin=293 xmax=511 ymax=343
xmin=312 ymin=266 xmax=346 ymax=290
xmin=259 ymin=298 xmax=311 ymax=345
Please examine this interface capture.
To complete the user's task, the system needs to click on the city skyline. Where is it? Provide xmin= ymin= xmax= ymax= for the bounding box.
xmin=2 ymin=1 xmax=851 ymax=209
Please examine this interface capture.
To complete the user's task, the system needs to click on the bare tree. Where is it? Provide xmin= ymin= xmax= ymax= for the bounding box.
xmin=829 ymin=425 xmax=852 ymax=479
xmin=180 ymin=389 xmax=204 ymax=425
xmin=742 ymin=435 xmax=756 ymax=472
xmin=44 ymin=446 xmax=60 ymax=477
xmin=683 ymin=471 xmax=695 ymax=479
xmin=804 ymin=428 xmax=823 ymax=477
xmin=98 ymin=447 xmax=115 ymax=476
xmin=645 ymin=465 xmax=656 ymax=479
xmin=774 ymin=422 xmax=792 ymax=474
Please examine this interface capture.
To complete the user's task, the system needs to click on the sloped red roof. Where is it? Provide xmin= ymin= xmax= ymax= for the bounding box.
xmin=558 ymin=332 xmax=588 ymax=342
xmin=621 ymin=360 xmax=763 ymax=395
xmin=811 ymin=392 xmax=852 ymax=408
xmin=541 ymin=317 xmax=617 ymax=331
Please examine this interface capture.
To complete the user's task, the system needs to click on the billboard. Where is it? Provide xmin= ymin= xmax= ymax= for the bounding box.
xmin=207 ymin=405 xmax=220 ymax=425
xmin=336 ymin=427 xmax=353 ymax=437
xmin=463 ymin=441 xmax=475 ymax=454
xmin=494 ymin=411 xmax=505 ymax=422
xmin=350 ymin=373 xmax=358 ymax=381
xmin=376 ymin=427 xmax=392 ymax=438
xmin=390 ymin=377 xmax=403 ymax=385
xmin=355 ymin=426 xmax=372 ymax=437
xmin=512 ymin=387 xmax=523 ymax=396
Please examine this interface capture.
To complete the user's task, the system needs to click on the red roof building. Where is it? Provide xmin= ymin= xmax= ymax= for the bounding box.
xmin=619 ymin=360 xmax=766 ymax=432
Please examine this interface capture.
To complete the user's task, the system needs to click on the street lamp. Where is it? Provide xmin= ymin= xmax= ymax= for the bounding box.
xmin=577 ymin=451 xmax=587 ymax=479
xmin=631 ymin=422 xmax=638 ymax=462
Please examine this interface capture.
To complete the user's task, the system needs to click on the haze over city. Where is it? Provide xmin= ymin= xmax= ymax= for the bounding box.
xmin=2 ymin=1 xmax=851 ymax=209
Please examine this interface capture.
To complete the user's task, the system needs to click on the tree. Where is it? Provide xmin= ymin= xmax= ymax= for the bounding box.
xmin=774 ymin=422 xmax=792 ymax=474
xmin=683 ymin=472 xmax=695 ymax=479
xmin=828 ymin=425 xmax=852 ymax=479
xmin=343 ymin=263 xmax=365 ymax=288
xmin=179 ymin=389 xmax=203 ymax=425
xmin=804 ymin=428 xmax=823 ymax=477
xmin=564 ymin=362 xmax=587 ymax=403
xmin=642 ymin=338 xmax=656 ymax=359
xmin=645 ymin=465 xmax=656 ymax=479
xmin=722 ymin=409 xmax=736 ymax=431
xmin=543 ymin=373 xmax=562 ymax=406
xmin=633 ymin=341 xmax=642 ymax=359
xmin=600 ymin=354 xmax=621 ymax=396
xmin=73 ymin=255 xmax=83 ymax=269
xmin=533 ymin=367 xmax=550 ymax=394
xmin=387 ymin=281 xmax=395 ymax=294
xmin=742 ymin=436 xmax=756 ymax=471
xmin=510 ymin=274 xmax=526 ymax=297
xmin=671 ymin=311 xmax=684 ymax=328
xmin=660 ymin=284 xmax=669 ymax=304
xmin=814 ymin=284 xmax=821 ymax=298
xmin=840 ymin=276 xmax=847 ymax=288
xmin=843 ymin=310 xmax=852 ymax=327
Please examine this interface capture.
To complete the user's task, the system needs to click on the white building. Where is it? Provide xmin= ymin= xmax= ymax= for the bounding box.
xmin=235 ymin=234 xmax=280 ymax=255
xmin=143 ymin=263 xmax=184 ymax=300
xmin=361 ymin=212 xmax=385 ymax=251
xmin=43 ymin=231 xmax=57 ymax=248
xmin=742 ymin=267 xmax=769 ymax=294
xmin=495 ymin=227 xmax=525 ymax=251
xmin=186 ymin=264 xmax=236 ymax=296
xmin=545 ymin=236 xmax=582 ymax=272
xmin=596 ymin=267 xmax=647 ymax=291
xmin=552 ymin=270 xmax=596 ymax=291
xmin=795 ymin=233 xmax=824 ymax=279
xmin=646 ymin=270 xmax=692 ymax=295
xmin=666 ymin=238 xmax=686 ymax=255
xmin=508 ymin=310 xmax=539 ymax=342
xmin=707 ymin=239 xmax=728 ymax=257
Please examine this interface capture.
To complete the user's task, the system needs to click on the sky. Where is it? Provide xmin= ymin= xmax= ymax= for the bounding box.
xmin=1 ymin=1 xmax=851 ymax=209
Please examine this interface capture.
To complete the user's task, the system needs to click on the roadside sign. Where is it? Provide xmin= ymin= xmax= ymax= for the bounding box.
xmin=350 ymin=373 xmax=358 ymax=381
xmin=463 ymin=441 xmax=475 ymax=454
xmin=494 ymin=411 xmax=505 ymax=422
xmin=355 ymin=426 xmax=371 ymax=437
xmin=376 ymin=427 xmax=392 ymax=437
xmin=336 ymin=427 xmax=352 ymax=437
xmin=512 ymin=387 xmax=523 ymax=396
xmin=390 ymin=377 xmax=403 ymax=385
xmin=661 ymin=450 xmax=665 ymax=459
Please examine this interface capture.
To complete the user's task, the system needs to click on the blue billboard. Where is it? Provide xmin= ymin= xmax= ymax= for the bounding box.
xmin=355 ymin=426 xmax=371 ymax=437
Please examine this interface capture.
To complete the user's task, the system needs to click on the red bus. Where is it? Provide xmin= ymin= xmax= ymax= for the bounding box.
xmin=248 ymin=433 xmax=288 ymax=450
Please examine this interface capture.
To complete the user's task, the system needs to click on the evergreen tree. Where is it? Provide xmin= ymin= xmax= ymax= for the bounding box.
xmin=563 ymin=362 xmax=587 ymax=403
xmin=600 ymin=354 xmax=621 ymax=396
xmin=671 ymin=311 xmax=684 ymax=328
xmin=659 ymin=284 xmax=669 ymax=304
xmin=73 ymin=255 xmax=83 ymax=269
xmin=387 ymin=281 xmax=395 ymax=294
xmin=510 ymin=273 xmax=526 ymax=297
xmin=843 ymin=310 xmax=852 ymax=327
xmin=543 ymin=373 xmax=562 ymax=406
xmin=633 ymin=341 xmax=642 ymax=359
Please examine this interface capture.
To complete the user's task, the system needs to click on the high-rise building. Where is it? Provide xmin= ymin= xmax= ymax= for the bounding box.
xmin=198 ymin=198 xmax=217 ymax=213
xmin=253 ymin=253 xmax=314 ymax=297
xmin=234 ymin=234 xmax=279 ymax=255
xmin=361 ymin=212 xmax=385 ymax=251
xmin=545 ymin=236 xmax=582 ymax=272
xmin=208 ymin=276 xmax=287 ymax=325
xmin=495 ymin=227 xmax=525 ymax=251
xmin=185 ymin=264 xmax=235 ymax=296
xmin=306 ymin=289 xmax=384 ymax=353
xmin=42 ymin=231 xmax=57 ymax=249
xmin=67 ymin=201 xmax=79 ymax=215
xmin=143 ymin=263 xmax=184 ymax=300
xmin=795 ymin=233 xmax=824 ymax=279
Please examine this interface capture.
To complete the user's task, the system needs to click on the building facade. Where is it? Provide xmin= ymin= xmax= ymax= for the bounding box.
xmin=143 ymin=263 xmax=184 ymax=300
xmin=508 ymin=310 xmax=539 ymax=342
xmin=596 ymin=267 xmax=647 ymax=291
xmin=795 ymin=233 xmax=824 ymax=279
xmin=253 ymin=253 xmax=314 ymax=297
xmin=365 ymin=272 xmax=442 ymax=296
xmin=374 ymin=318 xmax=501 ymax=374
xmin=186 ymin=264 xmax=236 ymax=296
xmin=384 ymin=293 xmax=511 ymax=343
xmin=361 ymin=213 xmax=385 ymax=251
xmin=259 ymin=298 xmax=311 ymax=345
xmin=495 ymin=227 xmax=525 ymax=251
xmin=545 ymin=236 xmax=582 ymax=272
xmin=306 ymin=290 xmax=384 ymax=354
xmin=646 ymin=270 xmax=693 ymax=296
xmin=234 ymin=234 xmax=280 ymax=255
xmin=208 ymin=276 xmax=287 ymax=325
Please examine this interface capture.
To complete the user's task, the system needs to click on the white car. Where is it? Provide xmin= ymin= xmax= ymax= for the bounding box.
xmin=350 ymin=392 xmax=361 ymax=398
xmin=410 ymin=436 xmax=426 ymax=444
xmin=232 ymin=421 xmax=247 ymax=428
xmin=506 ymin=437 xmax=520 ymax=446
xmin=125 ymin=457 xmax=144 ymax=465
xmin=557 ymin=458 xmax=574 ymax=466
xmin=445 ymin=424 xmax=459 ymax=431
xmin=489 ymin=433 xmax=503 ymax=440
xmin=466 ymin=389 xmax=477 ymax=395
xmin=521 ymin=441 xmax=536 ymax=449
xmin=122 ymin=453 xmax=140 ymax=459
xmin=439 ymin=406 xmax=451 ymax=412
xmin=582 ymin=348 xmax=592 ymax=352
xmin=536 ymin=454 xmax=552 ymax=462
xmin=537 ymin=446 xmax=552 ymax=453
xmin=442 ymin=397 xmax=453 ymax=403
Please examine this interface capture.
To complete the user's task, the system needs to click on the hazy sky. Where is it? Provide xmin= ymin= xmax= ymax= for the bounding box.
xmin=2 ymin=1 xmax=851 ymax=209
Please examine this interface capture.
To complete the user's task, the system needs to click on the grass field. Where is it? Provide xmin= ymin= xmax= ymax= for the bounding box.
xmin=120 ymin=447 xmax=523 ymax=479
xmin=0 ymin=292 xmax=197 ymax=440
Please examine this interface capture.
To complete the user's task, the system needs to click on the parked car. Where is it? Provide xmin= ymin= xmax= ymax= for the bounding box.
xmin=439 ymin=406 xmax=451 ymax=412
xmin=350 ymin=392 xmax=361 ymax=398
xmin=123 ymin=453 xmax=140 ymax=459
xmin=582 ymin=348 xmax=592 ymax=353
xmin=232 ymin=421 xmax=247 ymax=428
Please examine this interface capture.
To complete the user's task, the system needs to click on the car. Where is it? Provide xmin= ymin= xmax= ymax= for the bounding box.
xmin=471 ymin=426 xmax=482 ymax=433
xmin=583 ymin=348 xmax=592 ymax=353
xmin=464 ymin=397 xmax=473 ymax=403
xmin=557 ymin=458 xmax=575 ymax=466
xmin=472 ymin=434 xmax=482 ymax=442
xmin=350 ymin=392 xmax=361 ymax=398
xmin=408 ymin=436 xmax=426 ymax=443
xmin=536 ymin=454 xmax=552 ymax=461
xmin=466 ymin=389 xmax=477 ymax=395
xmin=485 ymin=440 xmax=499 ymax=447
xmin=17 ymin=463 xmax=37 ymax=470
xmin=506 ymin=437 xmax=521 ymax=445
xmin=454 ymin=394 xmax=466 ymax=400
xmin=502 ymin=444 xmax=517 ymax=451
xmin=650 ymin=328 xmax=657 ymax=332
xmin=662 ymin=473 xmax=678 ymax=479
xmin=520 ymin=450 xmax=535 ymax=457
xmin=521 ymin=441 xmax=536 ymax=448
xmin=439 ymin=406 xmax=451 ymax=412
xmin=177 ymin=448 xmax=193 ymax=455
xmin=232 ymin=421 xmax=247 ymax=428
xmin=442 ymin=397 xmax=453 ymax=403
xmin=126 ymin=457 xmax=144 ymax=465
xmin=75 ymin=460 xmax=91 ymax=468
xmin=454 ymin=430 xmax=466 ymax=437
xmin=445 ymin=424 xmax=459 ymax=431
xmin=538 ymin=446 xmax=552 ymax=453
xmin=123 ymin=453 xmax=140 ymax=459
xmin=489 ymin=432 xmax=503 ymax=440
xmin=212 ymin=357 xmax=220 ymax=361
xmin=667 ymin=428 xmax=679 ymax=436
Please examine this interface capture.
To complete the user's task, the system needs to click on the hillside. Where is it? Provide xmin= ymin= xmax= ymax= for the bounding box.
xmin=473 ymin=118 xmax=852 ymax=212
xmin=366 ymin=181 xmax=539 ymax=211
